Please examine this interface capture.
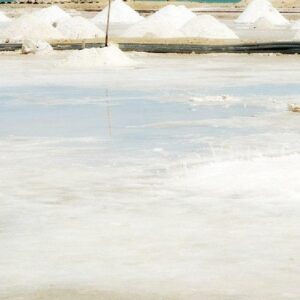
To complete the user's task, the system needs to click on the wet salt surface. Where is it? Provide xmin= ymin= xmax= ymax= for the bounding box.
xmin=1 ymin=52 xmax=300 ymax=299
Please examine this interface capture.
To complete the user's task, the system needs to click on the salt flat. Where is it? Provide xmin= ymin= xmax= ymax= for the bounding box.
xmin=1 ymin=51 xmax=300 ymax=299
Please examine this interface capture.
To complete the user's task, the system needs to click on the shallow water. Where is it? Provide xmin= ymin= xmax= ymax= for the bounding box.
xmin=1 ymin=52 xmax=300 ymax=299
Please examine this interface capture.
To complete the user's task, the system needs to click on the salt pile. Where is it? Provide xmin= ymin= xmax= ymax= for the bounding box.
xmin=22 ymin=40 xmax=53 ymax=55
xmin=123 ymin=18 xmax=184 ymax=38
xmin=0 ymin=14 xmax=64 ymax=42
xmin=92 ymin=0 xmax=143 ymax=25
xmin=181 ymin=15 xmax=239 ymax=39
xmin=293 ymin=31 xmax=300 ymax=40
xmin=147 ymin=5 xmax=196 ymax=29
xmin=291 ymin=20 xmax=300 ymax=30
xmin=32 ymin=5 xmax=71 ymax=25
xmin=64 ymin=45 xmax=136 ymax=67
xmin=0 ymin=11 xmax=10 ymax=23
xmin=235 ymin=0 xmax=289 ymax=26
xmin=253 ymin=17 xmax=276 ymax=29
xmin=56 ymin=16 xmax=105 ymax=39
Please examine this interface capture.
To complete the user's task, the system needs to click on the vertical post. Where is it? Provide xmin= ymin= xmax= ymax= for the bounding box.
xmin=105 ymin=0 xmax=112 ymax=47
xmin=105 ymin=89 xmax=112 ymax=137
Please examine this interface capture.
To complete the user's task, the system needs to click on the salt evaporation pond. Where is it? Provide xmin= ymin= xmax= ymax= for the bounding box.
xmin=1 ymin=51 xmax=300 ymax=300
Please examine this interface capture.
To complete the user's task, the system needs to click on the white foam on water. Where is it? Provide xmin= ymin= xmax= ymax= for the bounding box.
xmin=122 ymin=17 xmax=184 ymax=38
xmin=31 ymin=5 xmax=71 ymax=25
xmin=0 ymin=14 xmax=64 ymax=42
xmin=55 ymin=16 xmax=105 ymax=39
xmin=63 ymin=44 xmax=136 ymax=67
xmin=235 ymin=0 xmax=290 ymax=26
xmin=147 ymin=4 xmax=196 ymax=29
xmin=181 ymin=15 xmax=239 ymax=39
xmin=92 ymin=0 xmax=143 ymax=25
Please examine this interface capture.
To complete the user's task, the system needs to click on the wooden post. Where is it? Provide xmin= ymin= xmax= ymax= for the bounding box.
xmin=105 ymin=0 xmax=112 ymax=47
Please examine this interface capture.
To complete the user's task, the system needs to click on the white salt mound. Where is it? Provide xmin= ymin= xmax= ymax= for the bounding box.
xmin=291 ymin=20 xmax=300 ymax=30
xmin=64 ymin=45 xmax=136 ymax=67
xmin=182 ymin=15 xmax=239 ymax=39
xmin=32 ymin=5 xmax=71 ymax=25
xmin=253 ymin=17 xmax=275 ymax=29
xmin=22 ymin=40 xmax=53 ymax=54
xmin=92 ymin=0 xmax=143 ymax=25
xmin=56 ymin=16 xmax=105 ymax=39
xmin=148 ymin=5 xmax=196 ymax=29
xmin=235 ymin=0 xmax=289 ymax=26
xmin=0 ymin=15 xmax=64 ymax=42
xmin=123 ymin=17 xmax=184 ymax=38
xmin=293 ymin=31 xmax=300 ymax=40
xmin=0 ymin=11 xmax=10 ymax=23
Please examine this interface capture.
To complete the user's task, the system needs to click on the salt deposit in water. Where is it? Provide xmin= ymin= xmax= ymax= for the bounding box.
xmin=235 ymin=0 xmax=289 ymax=26
xmin=181 ymin=15 xmax=239 ymax=39
xmin=92 ymin=0 xmax=143 ymax=25
xmin=55 ymin=16 xmax=105 ymax=39
xmin=32 ymin=5 xmax=71 ymax=25
xmin=189 ymin=95 xmax=237 ymax=106
xmin=64 ymin=45 xmax=136 ymax=67
xmin=147 ymin=4 xmax=196 ymax=29
xmin=0 ymin=14 xmax=64 ymax=42
xmin=122 ymin=17 xmax=184 ymax=38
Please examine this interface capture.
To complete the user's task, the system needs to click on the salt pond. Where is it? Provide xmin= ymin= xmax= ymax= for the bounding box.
xmin=1 ymin=52 xmax=300 ymax=299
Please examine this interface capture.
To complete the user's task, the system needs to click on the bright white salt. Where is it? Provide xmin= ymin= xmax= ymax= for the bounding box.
xmin=56 ymin=16 xmax=105 ymax=39
xmin=32 ymin=5 xmax=71 ymax=25
xmin=253 ymin=17 xmax=276 ymax=29
xmin=92 ymin=0 xmax=143 ymax=25
xmin=0 ymin=11 xmax=10 ymax=23
xmin=22 ymin=40 xmax=53 ymax=55
xmin=122 ymin=18 xmax=184 ymax=38
xmin=235 ymin=0 xmax=289 ymax=26
xmin=293 ymin=30 xmax=300 ymax=40
xmin=291 ymin=20 xmax=300 ymax=30
xmin=181 ymin=15 xmax=239 ymax=40
xmin=64 ymin=45 xmax=136 ymax=67
xmin=147 ymin=5 xmax=196 ymax=29
xmin=0 ymin=14 xmax=64 ymax=42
